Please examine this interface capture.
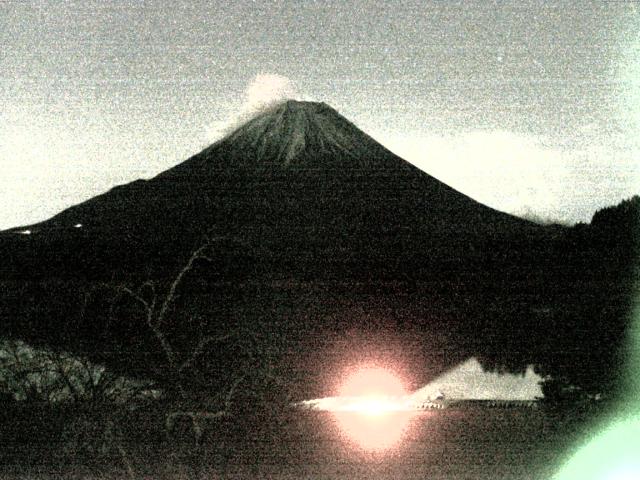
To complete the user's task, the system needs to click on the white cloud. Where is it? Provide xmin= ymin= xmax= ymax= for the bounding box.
xmin=373 ymin=129 xmax=639 ymax=224
xmin=205 ymin=73 xmax=300 ymax=143
xmin=244 ymin=73 xmax=298 ymax=113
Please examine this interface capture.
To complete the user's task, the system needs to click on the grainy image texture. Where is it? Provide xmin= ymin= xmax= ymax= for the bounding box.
xmin=0 ymin=1 xmax=638 ymax=479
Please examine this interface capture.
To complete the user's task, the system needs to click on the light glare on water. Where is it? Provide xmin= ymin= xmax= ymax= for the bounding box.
xmin=330 ymin=365 xmax=416 ymax=452
xmin=332 ymin=410 xmax=417 ymax=452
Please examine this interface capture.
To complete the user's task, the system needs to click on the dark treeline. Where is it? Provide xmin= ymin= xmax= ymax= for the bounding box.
xmin=479 ymin=196 xmax=639 ymax=403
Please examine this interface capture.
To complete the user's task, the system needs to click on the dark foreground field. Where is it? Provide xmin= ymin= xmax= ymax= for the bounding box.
xmin=0 ymin=402 xmax=605 ymax=480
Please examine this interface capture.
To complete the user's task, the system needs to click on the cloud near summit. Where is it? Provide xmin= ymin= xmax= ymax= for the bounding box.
xmin=244 ymin=73 xmax=299 ymax=113
xmin=206 ymin=74 xmax=300 ymax=142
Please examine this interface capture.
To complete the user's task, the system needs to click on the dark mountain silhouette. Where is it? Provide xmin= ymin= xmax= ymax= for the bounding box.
xmin=3 ymin=101 xmax=541 ymax=278
xmin=0 ymin=100 xmax=636 ymax=403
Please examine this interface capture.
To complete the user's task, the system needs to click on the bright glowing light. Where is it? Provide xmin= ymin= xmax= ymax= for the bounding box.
xmin=332 ymin=366 xmax=415 ymax=451
xmin=333 ymin=411 xmax=416 ymax=452
xmin=345 ymin=396 xmax=398 ymax=416
xmin=339 ymin=366 xmax=406 ymax=398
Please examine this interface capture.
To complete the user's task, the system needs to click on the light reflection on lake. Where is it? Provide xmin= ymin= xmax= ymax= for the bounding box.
xmin=331 ymin=410 xmax=419 ymax=452
xmin=222 ymin=408 xmax=583 ymax=479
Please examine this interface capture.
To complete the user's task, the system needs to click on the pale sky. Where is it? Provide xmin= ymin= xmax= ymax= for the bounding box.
xmin=1 ymin=0 xmax=639 ymax=230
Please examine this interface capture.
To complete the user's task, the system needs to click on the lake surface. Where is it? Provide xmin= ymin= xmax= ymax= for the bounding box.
xmin=207 ymin=408 xmax=591 ymax=480
xmin=0 ymin=406 xmax=598 ymax=479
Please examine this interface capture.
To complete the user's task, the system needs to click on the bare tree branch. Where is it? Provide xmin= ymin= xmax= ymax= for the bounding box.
xmin=156 ymin=241 xmax=213 ymax=328
xmin=224 ymin=373 xmax=246 ymax=412
xmin=96 ymin=236 xmax=259 ymax=403
xmin=178 ymin=332 xmax=236 ymax=373
xmin=118 ymin=286 xmax=151 ymax=315
xmin=164 ymin=373 xmax=246 ymax=447
xmin=113 ymin=284 xmax=176 ymax=366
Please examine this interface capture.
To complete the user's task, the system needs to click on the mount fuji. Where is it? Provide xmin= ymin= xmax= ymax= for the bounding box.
xmin=0 ymin=100 xmax=635 ymax=401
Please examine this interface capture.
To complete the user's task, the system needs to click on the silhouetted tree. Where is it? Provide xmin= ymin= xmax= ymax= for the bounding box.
xmin=534 ymin=196 xmax=639 ymax=402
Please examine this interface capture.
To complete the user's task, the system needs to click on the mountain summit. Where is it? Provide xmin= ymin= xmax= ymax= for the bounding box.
xmin=5 ymin=99 xmax=537 ymax=280
xmin=1 ymin=100 xmax=568 ymax=398
xmin=156 ymin=99 xmax=431 ymax=180
xmin=214 ymin=100 xmax=386 ymax=166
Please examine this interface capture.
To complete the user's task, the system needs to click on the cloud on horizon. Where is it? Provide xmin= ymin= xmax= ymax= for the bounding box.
xmin=374 ymin=129 xmax=639 ymax=225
